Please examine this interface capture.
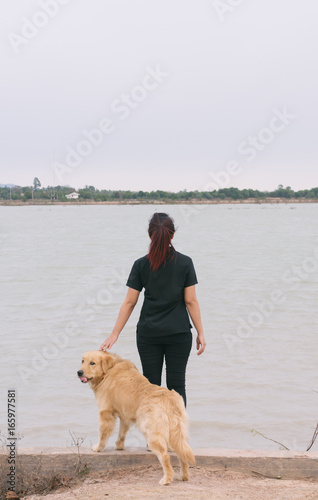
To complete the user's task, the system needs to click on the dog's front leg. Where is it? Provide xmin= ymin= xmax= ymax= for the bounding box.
xmin=92 ymin=410 xmax=116 ymax=452
xmin=115 ymin=418 xmax=130 ymax=450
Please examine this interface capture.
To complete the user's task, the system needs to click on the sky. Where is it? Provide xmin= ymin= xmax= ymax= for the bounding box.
xmin=1 ymin=0 xmax=317 ymax=192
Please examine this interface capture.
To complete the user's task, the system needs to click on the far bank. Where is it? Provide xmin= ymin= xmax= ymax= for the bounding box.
xmin=1 ymin=197 xmax=318 ymax=206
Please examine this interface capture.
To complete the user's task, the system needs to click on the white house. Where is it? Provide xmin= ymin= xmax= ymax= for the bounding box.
xmin=66 ymin=192 xmax=79 ymax=200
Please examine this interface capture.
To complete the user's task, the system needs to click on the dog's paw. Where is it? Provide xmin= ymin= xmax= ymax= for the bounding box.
xmin=177 ymin=475 xmax=189 ymax=482
xmin=92 ymin=444 xmax=103 ymax=452
xmin=115 ymin=443 xmax=125 ymax=451
xmin=159 ymin=477 xmax=171 ymax=486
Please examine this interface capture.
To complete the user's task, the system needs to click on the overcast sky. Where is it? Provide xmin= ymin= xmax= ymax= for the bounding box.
xmin=1 ymin=0 xmax=317 ymax=191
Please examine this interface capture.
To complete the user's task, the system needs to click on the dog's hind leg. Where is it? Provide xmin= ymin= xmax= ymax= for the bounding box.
xmin=92 ymin=410 xmax=116 ymax=452
xmin=178 ymin=457 xmax=189 ymax=481
xmin=115 ymin=418 xmax=130 ymax=450
xmin=147 ymin=435 xmax=174 ymax=485
xmin=169 ymin=415 xmax=195 ymax=481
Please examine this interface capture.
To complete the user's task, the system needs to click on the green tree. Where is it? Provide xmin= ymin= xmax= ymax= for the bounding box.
xmin=23 ymin=189 xmax=32 ymax=201
xmin=33 ymin=177 xmax=41 ymax=199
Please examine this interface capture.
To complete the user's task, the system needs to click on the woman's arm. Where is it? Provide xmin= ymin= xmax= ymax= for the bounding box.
xmin=99 ymin=287 xmax=140 ymax=351
xmin=184 ymin=285 xmax=206 ymax=355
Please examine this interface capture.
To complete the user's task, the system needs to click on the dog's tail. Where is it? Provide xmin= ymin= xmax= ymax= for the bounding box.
xmin=168 ymin=392 xmax=196 ymax=465
xmin=171 ymin=432 xmax=196 ymax=465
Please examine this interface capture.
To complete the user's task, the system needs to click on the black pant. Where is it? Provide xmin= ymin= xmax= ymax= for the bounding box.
xmin=137 ymin=332 xmax=192 ymax=407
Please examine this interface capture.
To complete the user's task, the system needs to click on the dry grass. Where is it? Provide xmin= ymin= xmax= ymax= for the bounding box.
xmin=0 ymin=437 xmax=90 ymax=499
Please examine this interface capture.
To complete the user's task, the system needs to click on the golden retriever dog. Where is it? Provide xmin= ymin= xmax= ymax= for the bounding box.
xmin=77 ymin=350 xmax=195 ymax=485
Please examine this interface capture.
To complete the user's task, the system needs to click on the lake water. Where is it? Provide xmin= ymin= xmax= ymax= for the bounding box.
xmin=1 ymin=203 xmax=318 ymax=452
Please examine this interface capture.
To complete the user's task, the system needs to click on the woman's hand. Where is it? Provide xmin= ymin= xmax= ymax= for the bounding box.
xmin=184 ymin=286 xmax=205 ymax=355
xmin=99 ymin=288 xmax=140 ymax=352
xmin=99 ymin=332 xmax=119 ymax=351
xmin=196 ymin=332 xmax=206 ymax=355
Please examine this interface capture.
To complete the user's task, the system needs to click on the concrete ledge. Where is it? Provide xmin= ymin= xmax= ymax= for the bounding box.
xmin=2 ymin=448 xmax=318 ymax=481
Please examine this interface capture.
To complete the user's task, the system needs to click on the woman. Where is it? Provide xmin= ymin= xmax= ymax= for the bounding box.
xmin=99 ymin=212 xmax=206 ymax=406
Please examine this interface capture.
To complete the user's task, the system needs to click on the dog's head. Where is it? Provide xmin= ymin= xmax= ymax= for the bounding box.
xmin=77 ymin=350 xmax=115 ymax=386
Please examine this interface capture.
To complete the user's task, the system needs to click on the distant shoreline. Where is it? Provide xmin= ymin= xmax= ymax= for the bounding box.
xmin=0 ymin=197 xmax=318 ymax=206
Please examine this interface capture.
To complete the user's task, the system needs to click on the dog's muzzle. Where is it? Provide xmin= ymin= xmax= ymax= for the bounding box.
xmin=77 ymin=370 xmax=90 ymax=383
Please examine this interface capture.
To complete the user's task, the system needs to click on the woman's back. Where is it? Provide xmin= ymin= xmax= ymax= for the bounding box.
xmin=127 ymin=249 xmax=197 ymax=335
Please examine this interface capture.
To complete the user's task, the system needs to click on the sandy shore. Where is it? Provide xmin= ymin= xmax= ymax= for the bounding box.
xmin=23 ymin=464 xmax=318 ymax=500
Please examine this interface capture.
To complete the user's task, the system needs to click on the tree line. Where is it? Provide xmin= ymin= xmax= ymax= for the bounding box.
xmin=1 ymin=184 xmax=318 ymax=202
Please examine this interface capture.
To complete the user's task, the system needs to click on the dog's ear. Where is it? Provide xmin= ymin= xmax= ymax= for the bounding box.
xmin=101 ymin=352 xmax=115 ymax=373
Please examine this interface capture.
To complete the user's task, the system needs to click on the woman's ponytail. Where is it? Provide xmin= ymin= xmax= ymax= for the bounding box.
xmin=147 ymin=213 xmax=176 ymax=271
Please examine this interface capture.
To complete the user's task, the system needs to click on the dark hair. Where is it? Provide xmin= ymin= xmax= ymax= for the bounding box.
xmin=147 ymin=213 xmax=176 ymax=271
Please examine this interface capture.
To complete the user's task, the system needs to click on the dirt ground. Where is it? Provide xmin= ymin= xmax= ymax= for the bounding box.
xmin=23 ymin=465 xmax=318 ymax=500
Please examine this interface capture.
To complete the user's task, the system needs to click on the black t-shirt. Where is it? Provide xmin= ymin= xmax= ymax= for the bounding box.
xmin=126 ymin=250 xmax=198 ymax=336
